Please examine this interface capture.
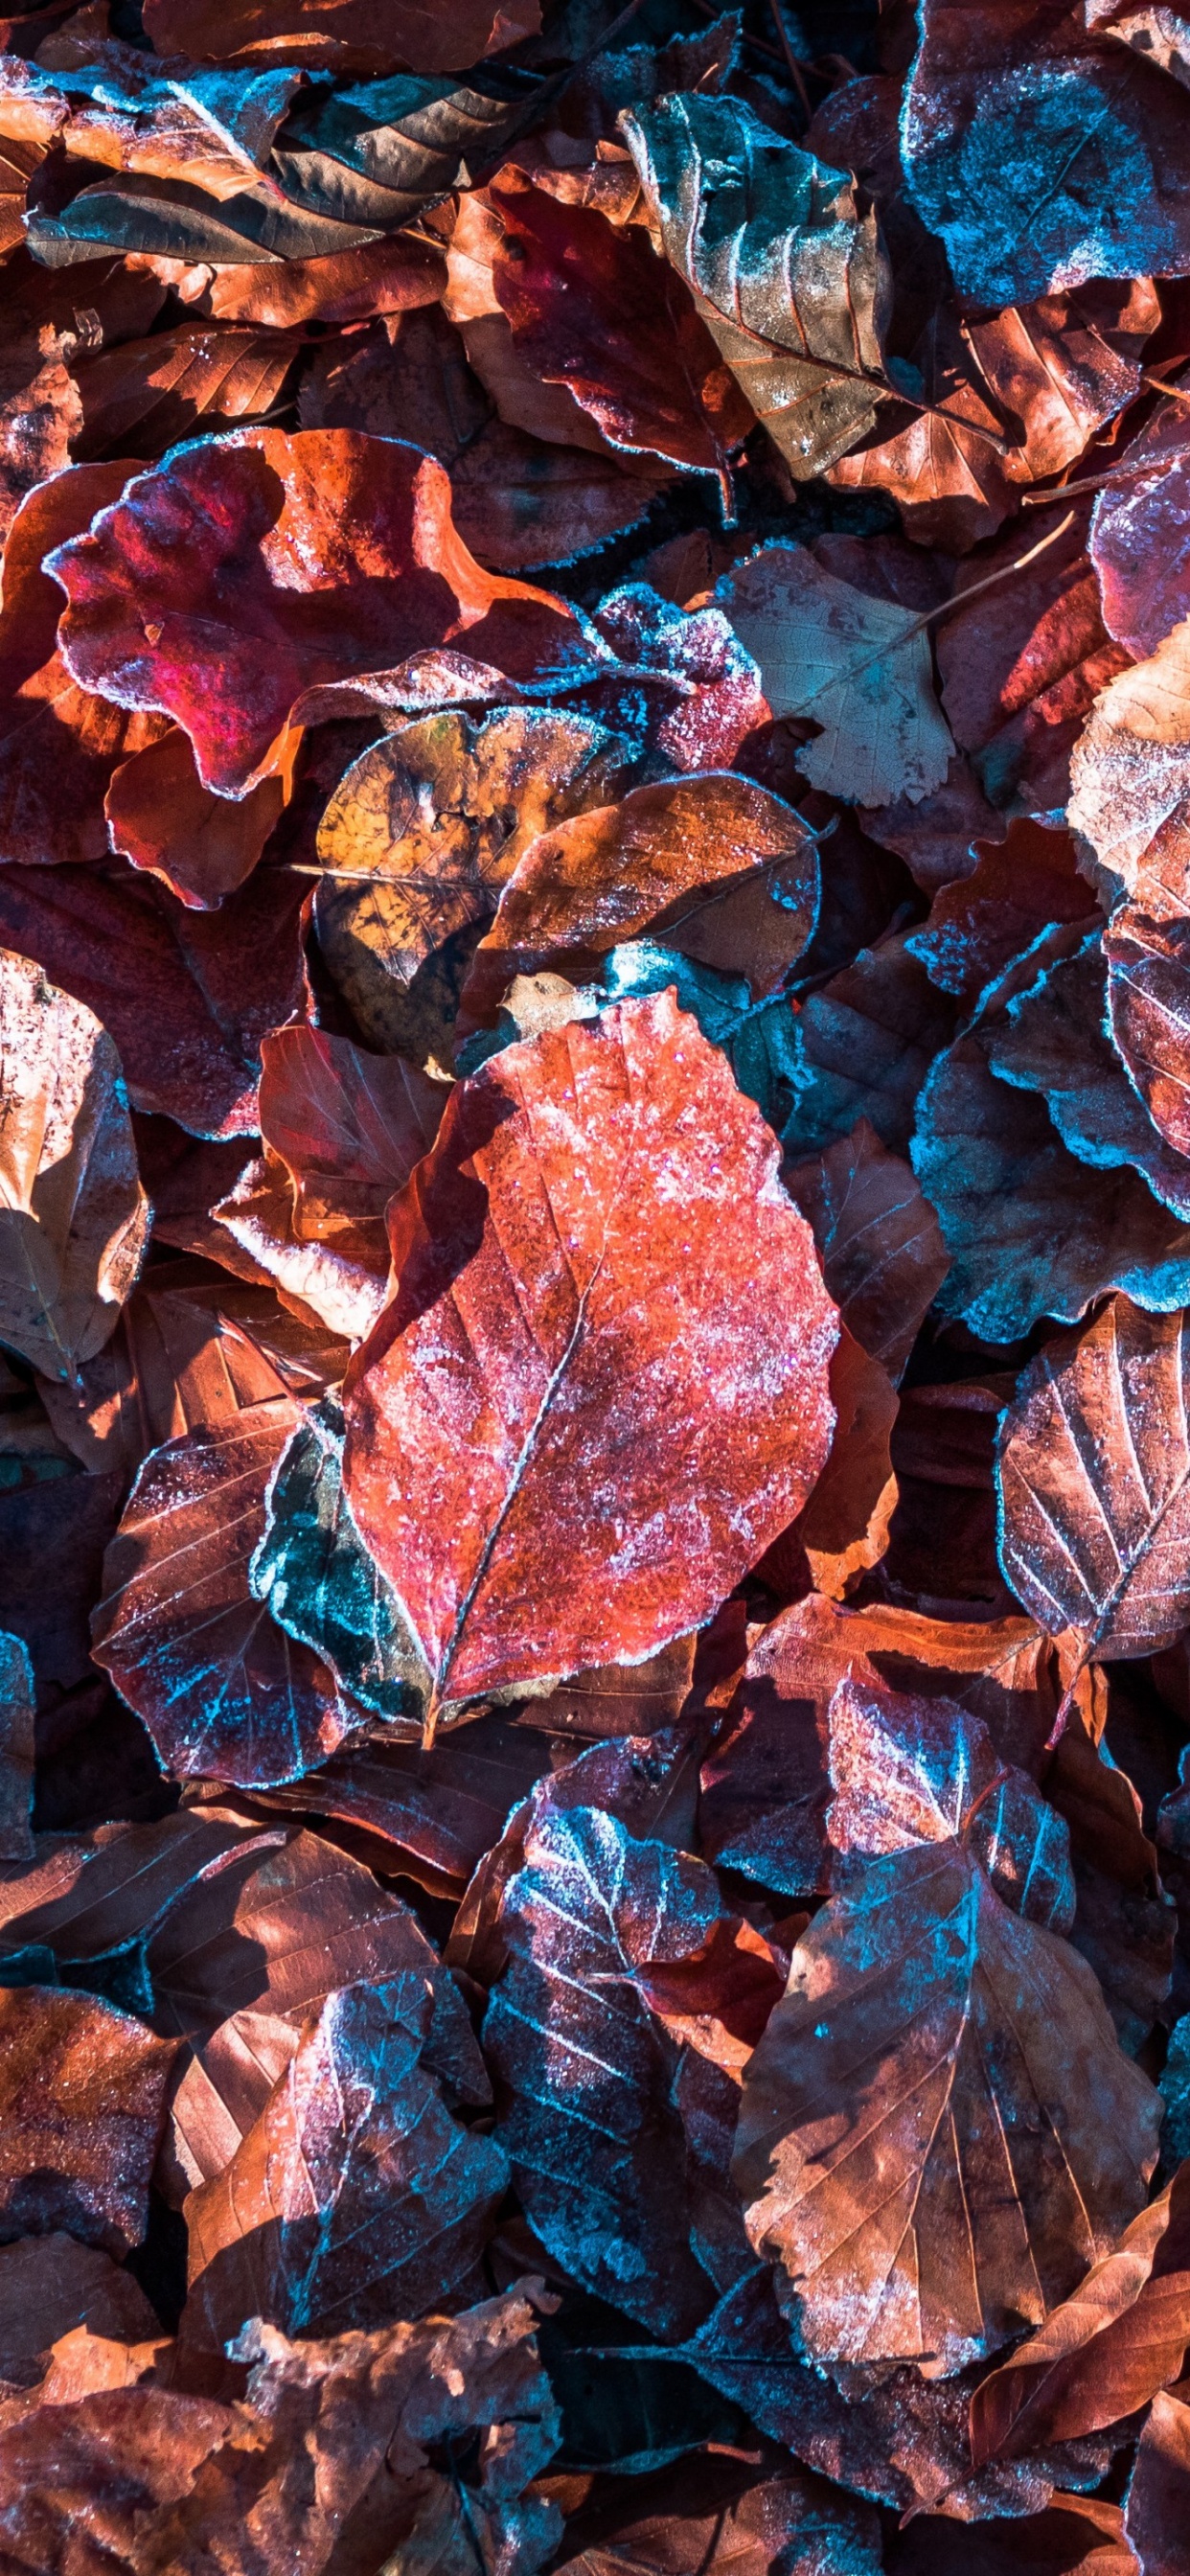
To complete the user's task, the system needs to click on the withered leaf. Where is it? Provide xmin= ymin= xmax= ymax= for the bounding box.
xmin=314 ymin=704 xmax=623 ymax=1056
xmin=734 ymin=1838 xmax=1161 ymax=2376
xmin=481 ymin=1798 xmax=783 ymax=2336
xmin=783 ymin=1116 xmax=950 ymax=1381
xmin=0 ymin=947 xmax=149 ymax=1384
xmin=90 ymin=1396 xmax=359 ymax=1786
xmin=718 ymin=543 xmax=953 ymax=809
xmin=463 ymin=771 xmax=819 ymax=1023
xmin=182 ymin=1971 xmax=509 ymax=2351
xmin=996 ymin=1298 xmax=1190 ymax=1661
xmin=343 ymin=993 xmax=837 ymax=1719
xmin=826 ymin=1668 xmax=1075 ymax=1930
xmin=48 ymin=428 xmax=594 ymax=798
xmin=250 ymin=1393 xmax=429 ymax=1727
xmin=104 ymin=725 xmax=291 ymax=911
xmin=0 ymin=1983 xmax=176 ymax=2255
xmin=971 ymin=2161 xmax=1190 ymax=2462
xmin=622 ymin=92 xmax=892 ymax=483
xmin=1124 ymin=2380 xmax=1190 ymax=2575
xmin=490 ymin=169 xmax=751 ymax=498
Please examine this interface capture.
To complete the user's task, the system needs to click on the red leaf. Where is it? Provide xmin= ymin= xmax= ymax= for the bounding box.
xmin=344 ymin=992 xmax=837 ymax=1718
xmin=48 ymin=428 xmax=593 ymax=797
xmin=0 ymin=460 xmax=165 ymax=867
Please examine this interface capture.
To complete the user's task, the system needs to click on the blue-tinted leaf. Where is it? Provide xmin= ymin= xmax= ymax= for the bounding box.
xmin=251 ymin=1394 xmax=428 ymax=1730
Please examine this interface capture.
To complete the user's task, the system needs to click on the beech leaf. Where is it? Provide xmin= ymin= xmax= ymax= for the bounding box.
xmin=717 ymin=544 xmax=953 ymax=809
xmin=996 ymin=1295 xmax=1190 ymax=1662
xmin=621 ymin=92 xmax=892 ymax=483
xmin=0 ymin=947 xmax=149 ymax=1384
xmin=733 ymin=1838 xmax=1161 ymax=2376
xmin=343 ymin=991 xmax=838 ymax=1719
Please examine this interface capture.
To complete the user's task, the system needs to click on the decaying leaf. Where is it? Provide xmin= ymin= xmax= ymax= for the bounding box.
xmin=0 ymin=948 xmax=149 ymax=1384
xmin=344 ymin=993 xmax=837 ymax=1719
xmin=622 ymin=92 xmax=892 ymax=483
xmin=734 ymin=1837 xmax=1161 ymax=2375
xmin=996 ymin=1298 xmax=1190 ymax=1663
xmin=718 ymin=543 xmax=953 ymax=808
xmin=0 ymin=1983 xmax=175 ymax=2255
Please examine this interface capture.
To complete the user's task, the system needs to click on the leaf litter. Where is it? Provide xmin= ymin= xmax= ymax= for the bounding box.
xmin=1 ymin=2 xmax=1190 ymax=2571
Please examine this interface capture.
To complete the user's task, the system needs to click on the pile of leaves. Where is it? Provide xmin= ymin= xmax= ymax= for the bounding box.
xmin=5 ymin=0 xmax=1190 ymax=2564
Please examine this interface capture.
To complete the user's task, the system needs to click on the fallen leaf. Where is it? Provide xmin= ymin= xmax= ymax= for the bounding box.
xmin=0 ymin=459 xmax=167 ymax=869
xmin=554 ymin=2451 xmax=882 ymax=2576
xmin=889 ymin=2496 xmax=1138 ymax=2574
xmin=462 ymin=770 xmax=819 ymax=1024
xmin=718 ymin=542 xmax=953 ymax=809
xmin=343 ymin=992 xmax=837 ymax=1719
xmin=1124 ymin=2380 xmax=1190 ymax=2575
xmin=258 ymin=1013 xmax=443 ymax=1264
xmin=0 ymin=860 xmax=307 ymax=1138
xmin=0 ymin=947 xmax=149 ymax=1384
xmin=789 ymin=1324 xmax=899 ymax=1601
xmin=141 ymin=2289 xmax=561 ymax=2576
xmin=141 ymin=0 xmax=540 ymax=77
xmin=313 ymin=704 xmax=622 ymax=1055
xmin=622 ymin=91 xmax=892 ymax=482
xmin=0 ymin=1983 xmax=176 ymax=2255
xmin=905 ymin=823 xmax=1093 ymax=1006
xmin=182 ymin=1972 xmax=509 ymax=2351
xmin=47 ymin=427 xmax=594 ymax=797
xmin=986 ymin=927 xmax=1190 ymax=1221
xmin=734 ymin=1837 xmax=1161 ymax=2375
xmin=996 ymin=1297 xmax=1190 ymax=1663
xmin=826 ymin=1666 xmax=1076 ymax=1928
xmin=971 ymin=2161 xmax=1190 ymax=2462
xmin=783 ymin=1116 xmax=950 ymax=1380
xmin=782 ymin=933 xmax=958 ymax=1161
xmin=104 ymin=725 xmax=291 ymax=909
xmin=481 ymin=1797 xmax=784 ymax=2335
xmin=490 ymin=168 xmax=751 ymax=501
xmin=90 ymin=1395 xmax=360 ymax=1786
xmin=901 ymin=0 xmax=1190 ymax=306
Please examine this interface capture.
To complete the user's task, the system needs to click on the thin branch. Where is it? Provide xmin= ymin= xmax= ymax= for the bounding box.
xmin=765 ymin=0 xmax=813 ymax=120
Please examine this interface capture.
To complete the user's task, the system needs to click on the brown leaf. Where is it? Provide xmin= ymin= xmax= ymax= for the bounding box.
xmin=450 ymin=420 xmax=672 ymax=575
xmin=104 ymin=727 xmax=293 ymax=910
xmin=73 ymin=324 xmax=300 ymax=461
xmin=233 ymin=1710 xmax=553 ymax=1897
xmin=996 ymin=1297 xmax=1190 ymax=1663
xmin=783 ymin=1116 xmax=950 ymax=1381
xmin=1124 ymin=2380 xmax=1190 ymax=2575
xmin=734 ymin=1838 xmax=1160 ymax=2375
xmin=258 ymin=1016 xmax=444 ymax=1267
xmin=212 ymin=1149 xmax=391 ymax=1343
xmin=554 ymin=2452 xmax=882 ymax=2576
xmin=971 ymin=2162 xmax=1190 ymax=2462
xmin=0 ymin=1984 xmax=176 ymax=2255
xmin=138 ymin=2289 xmax=561 ymax=2576
xmin=343 ymin=993 xmax=837 ymax=1719
xmin=141 ymin=0 xmax=538 ymax=75
xmin=0 ymin=2235 xmax=158 ymax=2384
xmin=90 ymin=1396 xmax=358 ymax=1786
xmin=0 ymin=860 xmax=308 ymax=1138
xmin=0 ymin=947 xmax=149 ymax=1384
xmin=314 ymin=705 xmax=623 ymax=1057
xmin=490 ymin=170 xmax=751 ymax=498
xmin=463 ymin=771 xmax=818 ymax=1024
xmin=0 ymin=2381 xmax=242 ymax=2576
xmin=36 ymin=1255 xmax=348 ymax=1488
xmin=904 ymin=821 xmax=1094 ymax=1006
xmin=1090 ymin=363 xmax=1190 ymax=659
xmin=788 ymin=1323 xmax=899 ymax=1601
xmin=182 ymin=1973 xmax=509 ymax=2352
